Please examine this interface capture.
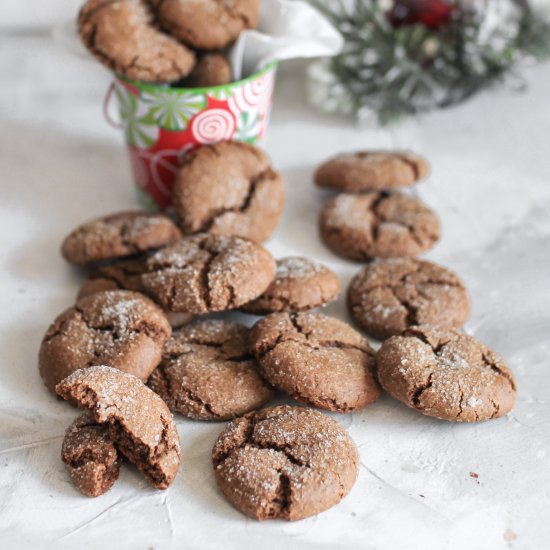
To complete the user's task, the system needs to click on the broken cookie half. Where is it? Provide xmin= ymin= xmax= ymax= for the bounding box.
xmin=57 ymin=365 xmax=181 ymax=496
xmin=62 ymin=412 xmax=121 ymax=497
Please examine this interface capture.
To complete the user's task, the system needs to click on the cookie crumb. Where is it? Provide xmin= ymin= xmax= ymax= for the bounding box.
xmin=504 ymin=528 xmax=517 ymax=542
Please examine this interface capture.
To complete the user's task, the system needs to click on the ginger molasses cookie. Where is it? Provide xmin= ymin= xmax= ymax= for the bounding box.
xmin=152 ymin=0 xmax=260 ymax=50
xmin=376 ymin=326 xmax=517 ymax=422
xmin=348 ymin=258 xmax=470 ymax=340
xmin=78 ymin=0 xmax=196 ymax=83
xmin=38 ymin=290 xmax=171 ymax=394
xmin=248 ymin=312 xmax=380 ymax=412
xmin=315 ymin=151 xmax=429 ymax=193
xmin=149 ymin=320 xmax=273 ymax=420
xmin=77 ymin=260 xmax=195 ymax=329
xmin=319 ymin=192 xmax=440 ymax=261
xmin=187 ymin=53 xmax=232 ymax=87
xmin=241 ymin=257 xmax=340 ymax=314
xmin=173 ymin=142 xmax=284 ymax=244
xmin=141 ymin=234 xmax=276 ymax=314
xmin=77 ymin=258 xmax=146 ymax=299
xmin=62 ymin=412 xmax=121 ymax=498
xmin=57 ymin=366 xmax=181 ymax=489
xmin=62 ymin=211 xmax=181 ymax=265
xmin=212 ymin=405 xmax=359 ymax=521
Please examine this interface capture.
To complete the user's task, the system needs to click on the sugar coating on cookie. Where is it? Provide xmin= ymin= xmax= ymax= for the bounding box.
xmin=77 ymin=258 xmax=147 ymax=300
xmin=242 ymin=256 xmax=341 ymax=314
xmin=149 ymin=320 xmax=273 ymax=420
xmin=376 ymin=325 xmax=517 ymax=422
xmin=152 ymin=0 xmax=260 ymax=50
xmin=62 ymin=412 xmax=121 ymax=498
xmin=173 ymin=142 xmax=284 ymax=244
xmin=348 ymin=258 xmax=470 ymax=340
xmin=61 ymin=211 xmax=181 ymax=265
xmin=248 ymin=312 xmax=381 ymax=412
xmin=141 ymin=233 xmax=276 ymax=314
xmin=78 ymin=0 xmax=196 ymax=83
xmin=315 ymin=150 xmax=429 ymax=192
xmin=212 ymin=405 xmax=359 ymax=521
xmin=76 ymin=260 xmax=195 ymax=329
xmin=39 ymin=290 xmax=172 ymax=394
xmin=56 ymin=366 xmax=181 ymax=489
xmin=319 ymin=192 xmax=440 ymax=261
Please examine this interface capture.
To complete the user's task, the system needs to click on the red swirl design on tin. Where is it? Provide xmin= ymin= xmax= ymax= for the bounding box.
xmin=191 ymin=108 xmax=236 ymax=144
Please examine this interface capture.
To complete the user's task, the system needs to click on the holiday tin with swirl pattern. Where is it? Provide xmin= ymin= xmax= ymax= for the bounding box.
xmin=112 ymin=61 xmax=277 ymax=210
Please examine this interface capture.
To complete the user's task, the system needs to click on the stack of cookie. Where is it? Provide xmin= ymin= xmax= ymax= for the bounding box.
xmin=315 ymin=150 xmax=516 ymax=423
xmin=36 ymin=141 xmax=517 ymax=523
xmin=38 ymin=140 xmax=367 ymax=520
xmin=78 ymin=0 xmax=262 ymax=86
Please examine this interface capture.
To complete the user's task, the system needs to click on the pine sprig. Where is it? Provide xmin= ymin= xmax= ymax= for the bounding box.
xmin=310 ymin=0 xmax=550 ymax=124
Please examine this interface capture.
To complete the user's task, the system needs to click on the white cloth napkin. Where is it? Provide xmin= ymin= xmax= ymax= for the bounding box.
xmin=229 ymin=0 xmax=343 ymax=80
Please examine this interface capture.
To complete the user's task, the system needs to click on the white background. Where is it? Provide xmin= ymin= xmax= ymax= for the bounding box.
xmin=1 ymin=4 xmax=550 ymax=550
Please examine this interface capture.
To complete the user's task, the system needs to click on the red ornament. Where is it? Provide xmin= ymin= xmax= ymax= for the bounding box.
xmin=387 ymin=0 xmax=456 ymax=29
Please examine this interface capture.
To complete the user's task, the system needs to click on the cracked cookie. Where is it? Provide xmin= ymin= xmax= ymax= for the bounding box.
xmin=173 ymin=142 xmax=284 ymax=244
xmin=62 ymin=412 xmax=121 ymax=497
xmin=248 ymin=312 xmax=381 ymax=412
xmin=348 ymin=258 xmax=470 ymax=340
xmin=186 ymin=53 xmax=232 ymax=87
xmin=57 ymin=366 xmax=181 ymax=489
xmin=76 ymin=260 xmax=195 ymax=329
xmin=212 ymin=405 xmax=359 ymax=521
xmin=148 ymin=320 xmax=273 ymax=420
xmin=62 ymin=211 xmax=181 ymax=265
xmin=319 ymin=192 xmax=440 ymax=261
xmin=315 ymin=150 xmax=429 ymax=193
xmin=152 ymin=0 xmax=260 ymax=50
xmin=376 ymin=325 xmax=517 ymax=422
xmin=241 ymin=256 xmax=341 ymax=314
xmin=77 ymin=258 xmax=147 ymax=299
xmin=78 ymin=0 xmax=196 ymax=83
xmin=39 ymin=290 xmax=171 ymax=394
xmin=140 ymin=233 xmax=276 ymax=314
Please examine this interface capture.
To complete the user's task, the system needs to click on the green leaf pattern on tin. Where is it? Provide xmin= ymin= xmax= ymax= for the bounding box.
xmin=235 ymin=111 xmax=261 ymax=143
xmin=207 ymin=88 xmax=232 ymax=101
xmin=115 ymin=84 xmax=158 ymax=148
xmin=141 ymin=89 xmax=207 ymax=131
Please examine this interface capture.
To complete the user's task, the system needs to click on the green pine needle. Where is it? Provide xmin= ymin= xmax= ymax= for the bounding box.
xmin=310 ymin=0 xmax=550 ymax=124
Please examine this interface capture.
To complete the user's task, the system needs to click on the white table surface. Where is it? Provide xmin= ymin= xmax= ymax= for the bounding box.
xmin=1 ymin=29 xmax=550 ymax=550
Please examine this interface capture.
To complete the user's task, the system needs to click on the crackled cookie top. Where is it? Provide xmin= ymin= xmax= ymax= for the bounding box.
xmin=77 ymin=258 xmax=147 ymax=300
xmin=212 ymin=405 xmax=359 ymax=521
xmin=173 ymin=142 xmax=284 ymax=244
xmin=141 ymin=233 xmax=276 ymax=314
xmin=39 ymin=290 xmax=171 ymax=394
xmin=319 ymin=192 xmax=440 ymax=261
xmin=62 ymin=412 xmax=121 ymax=498
xmin=348 ymin=258 xmax=469 ymax=340
xmin=78 ymin=0 xmax=196 ymax=83
xmin=248 ymin=312 xmax=381 ymax=412
xmin=62 ymin=211 xmax=181 ymax=265
xmin=152 ymin=0 xmax=260 ymax=50
xmin=149 ymin=320 xmax=273 ymax=420
xmin=376 ymin=325 xmax=516 ymax=422
xmin=242 ymin=257 xmax=341 ymax=314
xmin=76 ymin=260 xmax=195 ymax=329
xmin=57 ymin=366 xmax=181 ymax=489
xmin=315 ymin=150 xmax=429 ymax=192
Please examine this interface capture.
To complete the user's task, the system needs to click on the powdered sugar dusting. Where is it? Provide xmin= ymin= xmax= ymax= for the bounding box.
xmin=275 ymin=257 xmax=324 ymax=279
